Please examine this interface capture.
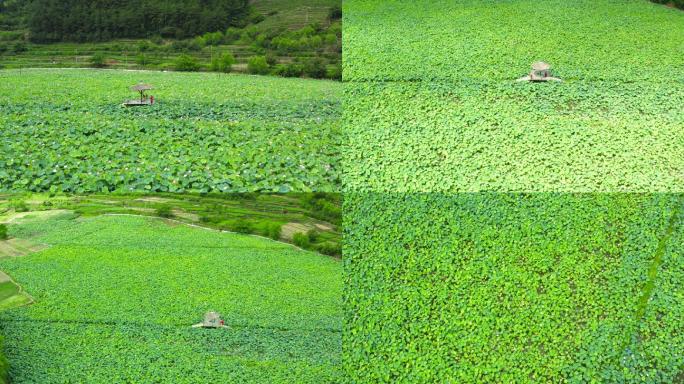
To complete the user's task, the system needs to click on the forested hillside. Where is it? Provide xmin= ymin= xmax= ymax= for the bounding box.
xmin=650 ymin=0 xmax=683 ymax=9
xmin=0 ymin=0 xmax=342 ymax=79
xmin=26 ymin=0 xmax=251 ymax=42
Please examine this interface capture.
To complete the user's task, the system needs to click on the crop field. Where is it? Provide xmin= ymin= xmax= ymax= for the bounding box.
xmin=344 ymin=193 xmax=684 ymax=383
xmin=0 ymin=192 xmax=342 ymax=256
xmin=0 ymin=69 xmax=341 ymax=193
xmin=343 ymin=0 xmax=684 ymax=192
xmin=252 ymin=0 xmax=341 ymax=30
xmin=0 ymin=214 xmax=342 ymax=383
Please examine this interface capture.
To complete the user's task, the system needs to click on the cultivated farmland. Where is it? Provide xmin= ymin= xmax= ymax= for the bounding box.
xmin=343 ymin=0 xmax=684 ymax=192
xmin=0 ymin=69 xmax=341 ymax=193
xmin=0 ymin=213 xmax=342 ymax=383
xmin=344 ymin=193 xmax=684 ymax=383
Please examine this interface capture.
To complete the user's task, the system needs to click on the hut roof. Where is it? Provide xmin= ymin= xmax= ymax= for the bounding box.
xmin=532 ymin=61 xmax=551 ymax=71
xmin=130 ymin=84 xmax=153 ymax=92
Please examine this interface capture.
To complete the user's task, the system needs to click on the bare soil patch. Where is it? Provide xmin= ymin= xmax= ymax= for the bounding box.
xmin=0 ymin=238 xmax=49 ymax=258
xmin=281 ymin=223 xmax=313 ymax=240
xmin=2 ymin=210 xmax=72 ymax=224
xmin=314 ymin=223 xmax=333 ymax=231
xmin=135 ymin=197 xmax=176 ymax=204
xmin=172 ymin=210 xmax=200 ymax=222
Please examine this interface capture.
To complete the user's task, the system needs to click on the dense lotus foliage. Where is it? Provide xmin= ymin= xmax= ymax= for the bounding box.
xmin=343 ymin=0 xmax=684 ymax=83
xmin=345 ymin=81 xmax=684 ymax=192
xmin=0 ymin=70 xmax=341 ymax=193
xmin=343 ymin=193 xmax=684 ymax=383
xmin=0 ymin=215 xmax=342 ymax=383
xmin=343 ymin=0 xmax=684 ymax=192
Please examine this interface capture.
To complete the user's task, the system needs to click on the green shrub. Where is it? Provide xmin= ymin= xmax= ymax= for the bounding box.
xmin=210 ymin=52 xmax=235 ymax=73
xmin=199 ymin=215 xmax=216 ymax=224
xmin=136 ymin=54 xmax=148 ymax=66
xmin=328 ymin=6 xmax=342 ymax=21
xmin=203 ymin=31 xmax=224 ymax=46
xmin=265 ymin=53 xmax=278 ymax=66
xmin=220 ymin=219 xmax=253 ymax=234
xmin=274 ymin=63 xmax=304 ymax=78
xmin=12 ymin=41 xmax=27 ymax=53
xmin=156 ymin=62 xmax=174 ymax=71
xmin=155 ymin=205 xmax=174 ymax=218
xmin=326 ymin=64 xmax=342 ymax=80
xmin=160 ymin=27 xmax=178 ymax=39
xmin=292 ymin=232 xmax=310 ymax=248
xmin=315 ymin=241 xmax=340 ymax=257
xmin=267 ymin=224 xmax=281 ymax=240
xmin=10 ymin=200 xmax=29 ymax=213
xmin=301 ymin=194 xmax=342 ymax=224
xmin=0 ymin=224 xmax=8 ymax=240
xmin=89 ymin=53 xmax=106 ymax=68
xmin=174 ymin=54 xmax=200 ymax=72
xmin=150 ymin=35 xmax=164 ymax=45
xmin=247 ymin=56 xmax=270 ymax=75
xmin=249 ymin=12 xmax=266 ymax=24
xmin=307 ymin=229 xmax=319 ymax=243
xmin=303 ymin=58 xmax=327 ymax=79
xmin=137 ymin=40 xmax=150 ymax=52
xmin=224 ymin=27 xmax=242 ymax=43
xmin=650 ymin=0 xmax=684 ymax=9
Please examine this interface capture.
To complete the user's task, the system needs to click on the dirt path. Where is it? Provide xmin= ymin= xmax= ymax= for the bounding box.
xmin=1 ymin=210 xmax=71 ymax=224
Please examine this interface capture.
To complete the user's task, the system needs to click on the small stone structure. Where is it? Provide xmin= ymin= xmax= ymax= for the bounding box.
xmin=123 ymin=83 xmax=155 ymax=106
xmin=517 ymin=61 xmax=562 ymax=82
xmin=192 ymin=311 xmax=228 ymax=329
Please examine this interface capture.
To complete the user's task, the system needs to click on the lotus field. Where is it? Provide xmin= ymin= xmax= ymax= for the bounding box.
xmin=0 ymin=214 xmax=342 ymax=383
xmin=0 ymin=69 xmax=341 ymax=193
xmin=344 ymin=193 xmax=684 ymax=383
xmin=343 ymin=0 xmax=684 ymax=192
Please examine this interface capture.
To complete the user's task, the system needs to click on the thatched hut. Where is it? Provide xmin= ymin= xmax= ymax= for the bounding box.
xmin=123 ymin=83 xmax=154 ymax=106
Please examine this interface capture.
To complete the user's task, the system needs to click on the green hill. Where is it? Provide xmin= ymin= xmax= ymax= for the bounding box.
xmin=0 ymin=1 xmax=341 ymax=78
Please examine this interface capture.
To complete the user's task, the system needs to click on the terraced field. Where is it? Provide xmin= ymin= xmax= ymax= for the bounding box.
xmin=0 ymin=214 xmax=342 ymax=383
xmin=344 ymin=193 xmax=684 ymax=383
xmin=252 ymin=0 xmax=341 ymax=31
xmin=343 ymin=0 xmax=684 ymax=192
xmin=0 ymin=69 xmax=341 ymax=193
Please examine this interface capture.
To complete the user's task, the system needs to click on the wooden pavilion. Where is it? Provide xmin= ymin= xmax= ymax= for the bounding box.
xmin=123 ymin=83 xmax=154 ymax=106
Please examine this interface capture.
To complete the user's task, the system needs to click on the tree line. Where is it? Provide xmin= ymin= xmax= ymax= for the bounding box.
xmin=25 ymin=0 xmax=252 ymax=42
xmin=650 ymin=0 xmax=684 ymax=9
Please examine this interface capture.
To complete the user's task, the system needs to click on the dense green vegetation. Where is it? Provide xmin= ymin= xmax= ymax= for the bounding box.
xmin=0 ymin=213 xmax=341 ymax=383
xmin=0 ymin=1 xmax=342 ymax=79
xmin=26 ymin=0 xmax=250 ymax=42
xmin=0 ymin=192 xmax=342 ymax=256
xmin=344 ymin=193 xmax=684 ymax=383
xmin=345 ymin=81 xmax=684 ymax=192
xmin=651 ymin=0 xmax=684 ymax=10
xmin=0 ymin=69 xmax=341 ymax=193
xmin=343 ymin=0 xmax=684 ymax=192
xmin=343 ymin=0 xmax=683 ymax=82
